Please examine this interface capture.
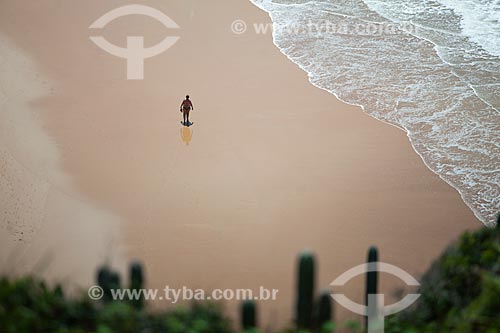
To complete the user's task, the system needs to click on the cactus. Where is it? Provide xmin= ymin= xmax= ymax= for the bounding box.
xmin=54 ymin=284 xmax=64 ymax=298
xmin=96 ymin=265 xmax=121 ymax=302
xmin=241 ymin=300 xmax=257 ymax=331
xmin=96 ymin=265 xmax=112 ymax=302
xmin=365 ymin=246 xmax=378 ymax=331
xmin=109 ymin=270 xmax=121 ymax=291
xmin=315 ymin=290 xmax=333 ymax=332
xmin=129 ymin=261 xmax=145 ymax=309
xmin=296 ymin=250 xmax=315 ymax=330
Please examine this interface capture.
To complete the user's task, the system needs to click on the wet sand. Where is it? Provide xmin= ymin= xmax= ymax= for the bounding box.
xmin=0 ymin=0 xmax=480 ymax=329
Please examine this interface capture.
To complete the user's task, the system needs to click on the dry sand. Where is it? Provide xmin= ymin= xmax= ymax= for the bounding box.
xmin=0 ymin=34 xmax=126 ymax=287
xmin=0 ymin=0 xmax=480 ymax=330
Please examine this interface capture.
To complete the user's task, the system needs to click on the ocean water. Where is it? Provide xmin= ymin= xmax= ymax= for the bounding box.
xmin=250 ymin=0 xmax=500 ymax=226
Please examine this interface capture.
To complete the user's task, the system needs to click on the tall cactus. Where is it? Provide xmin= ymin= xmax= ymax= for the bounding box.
xmin=316 ymin=290 xmax=333 ymax=332
xmin=129 ymin=261 xmax=145 ymax=309
xmin=97 ymin=265 xmax=121 ymax=302
xmin=241 ymin=300 xmax=257 ymax=331
xmin=96 ymin=265 xmax=112 ymax=302
xmin=365 ymin=246 xmax=379 ymax=332
xmin=296 ymin=250 xmax=315 ymax=330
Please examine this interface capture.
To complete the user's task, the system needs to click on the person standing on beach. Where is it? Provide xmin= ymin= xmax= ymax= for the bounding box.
xmin=180 ymin=95 xmax=194 ymax=125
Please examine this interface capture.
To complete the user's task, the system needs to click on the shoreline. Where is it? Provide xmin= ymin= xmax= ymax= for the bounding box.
xmin=250 ymin=0 xmax=499 ymax=227
xmin=0 ymin=0 xmax=482 ymax=329
xmin=299 ymin=72 xmax=489 ymax=228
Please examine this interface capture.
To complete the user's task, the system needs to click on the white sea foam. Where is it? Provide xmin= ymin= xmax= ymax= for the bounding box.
xmin=437 ymin=0 xmax=500 ymax=57
xmin=250 ymin=0 xmax=500 ymax=225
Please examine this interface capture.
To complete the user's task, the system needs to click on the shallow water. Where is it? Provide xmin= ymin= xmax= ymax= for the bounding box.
xmin=250 ymin=0 xmax=500 ymax=225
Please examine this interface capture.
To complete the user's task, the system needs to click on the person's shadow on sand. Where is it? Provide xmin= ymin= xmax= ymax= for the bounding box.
xmin=180 ymin=126 xmax=193 ymax=145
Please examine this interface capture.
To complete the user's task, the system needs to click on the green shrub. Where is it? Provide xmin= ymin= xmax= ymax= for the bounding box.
xmin=386 ymin=224 xmax=500 ymax=333
xmin=0 ymin=276 xmax=231 ymax=333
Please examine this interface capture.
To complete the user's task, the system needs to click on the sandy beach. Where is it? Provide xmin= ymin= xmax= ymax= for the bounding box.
xmin=0 ymin=0 xmax=481 ymax=330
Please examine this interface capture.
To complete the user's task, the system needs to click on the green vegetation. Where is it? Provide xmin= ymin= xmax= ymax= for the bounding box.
xmin=365 ymin=246 xmax=378 ymax=330
xmin=292 ymin=251 xmax=334 ymax=333
xmin=386 ymin=217 xmax=500 ymax=333
xmin=241 ymin=300 xmax=257 ymax=332
xmin=2 ymin=215 xmax=500 ymax=332
xmin=0 ymin=270 xmax=231 ymax=333
xmin=315 ymin=290 xmax=334 ymax=333
xmin=129 ymin=261 xmax=145 ymax=310
xmin=296 ymin=251 xmax=315 ymax=330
